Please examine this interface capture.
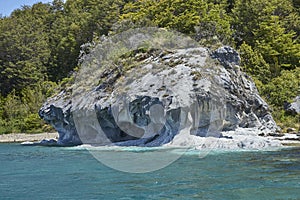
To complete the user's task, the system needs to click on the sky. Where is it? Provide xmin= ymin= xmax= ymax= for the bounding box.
xmin=0 ymin=0 xmax=52 ymax=17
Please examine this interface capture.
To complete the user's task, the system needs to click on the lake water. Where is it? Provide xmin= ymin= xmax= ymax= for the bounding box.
xmin=1 ymin=143 xmax=300 ymax=199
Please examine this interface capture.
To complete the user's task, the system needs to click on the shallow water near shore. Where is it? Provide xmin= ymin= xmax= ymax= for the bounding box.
xmin=1 ymin=143 xmax=300 ymax=200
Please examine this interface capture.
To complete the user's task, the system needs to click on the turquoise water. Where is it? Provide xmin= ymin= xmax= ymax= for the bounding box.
xmin=1 ymin=144 xmax=300 ymax=200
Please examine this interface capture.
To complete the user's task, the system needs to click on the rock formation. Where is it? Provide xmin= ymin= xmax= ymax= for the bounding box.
xmin=284 ymin=96 xmax=300 ymax=115
xmin=39 ymin=42 xmax=279 ymax=147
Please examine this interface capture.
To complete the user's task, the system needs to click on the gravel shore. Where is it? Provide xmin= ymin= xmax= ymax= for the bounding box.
xmin=0 ymin=132 xmax=58 ymax=143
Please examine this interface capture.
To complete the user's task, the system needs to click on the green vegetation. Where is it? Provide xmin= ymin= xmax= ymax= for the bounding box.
xmin=0 ymin=0 xmax=299 ymax=133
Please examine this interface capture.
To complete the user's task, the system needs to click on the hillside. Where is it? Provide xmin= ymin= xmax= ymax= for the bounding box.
xmin=0 ymin=0 xmax=299 ymax=134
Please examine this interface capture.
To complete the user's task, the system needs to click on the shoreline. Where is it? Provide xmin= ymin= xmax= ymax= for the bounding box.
xmin=0 ymin=132 xmax=58 ymax=143
xmin=0 ymin=130 xmax=299 ymax=149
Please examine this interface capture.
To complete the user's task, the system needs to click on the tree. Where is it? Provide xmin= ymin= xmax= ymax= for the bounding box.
xmin=253 ymin=15 xmax=300 ymax=75
xmin=47 ymin=0 xmax=124 ymax=82
xmin=232 ymin=0 xmax=297 ymax=46
xmin=261 ymin=68 xmax=300 ymax=107
xmin=239 ymin=42 xmax=271 ymax=83
xmin=0 ymin=3 xmax=51 ymax=96
xmin=232 ymin=0 xmax=299 ymax=79
xmin=120 ymin=0 xmax=233 ymax=44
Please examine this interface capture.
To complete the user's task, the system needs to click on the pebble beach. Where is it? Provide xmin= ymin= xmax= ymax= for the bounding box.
xmin=0 ymin=132 xmax=58 ymax=143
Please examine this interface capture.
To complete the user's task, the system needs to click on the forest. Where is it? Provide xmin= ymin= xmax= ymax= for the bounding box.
xmin=0 ymin=0 xmax=299 ymax=134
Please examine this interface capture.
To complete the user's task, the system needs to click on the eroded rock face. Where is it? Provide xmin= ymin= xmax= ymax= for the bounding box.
xmin=39 ymin=46 xmax=278 ymax=146
xmin=39 ymin=92 xmax=81 ymax=146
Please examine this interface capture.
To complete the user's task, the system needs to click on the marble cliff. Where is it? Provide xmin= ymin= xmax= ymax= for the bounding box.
xmin=39 ymin=41 xmax=279 ymax=148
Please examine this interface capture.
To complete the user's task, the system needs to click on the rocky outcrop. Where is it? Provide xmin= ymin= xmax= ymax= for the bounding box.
xmin=39 ymin=44 xmax=278 ymax=147
xmin=39 ymin=91 xmax=82 ymax=146
xmin=284 ymin=96 xmax=300 ymax=115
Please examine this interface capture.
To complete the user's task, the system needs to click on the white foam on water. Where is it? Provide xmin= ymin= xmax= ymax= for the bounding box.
xmin=61 ymin=128 xmax=297 ymax=159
